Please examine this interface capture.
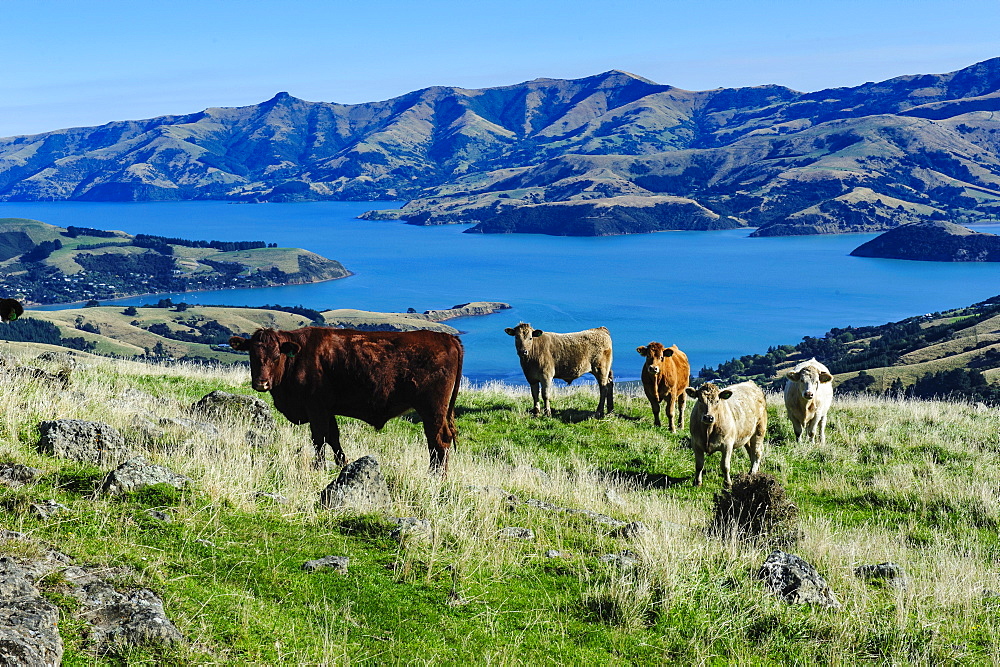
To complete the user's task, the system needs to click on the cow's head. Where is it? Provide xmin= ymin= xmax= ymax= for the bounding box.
xmin=636 ymin=341 xmax=674 ymax=374
xmin=505 ymin=322 xmax=542 ymax=358
xmin=685 ymin=383 xmax=733 ymax=424
xmin=0 ymin=299 xmax=24 ymax=323
xmin=785 ymin=362 xmax=832 ymax=400
xmin=229 ymin=329 xmax=300 ymax=392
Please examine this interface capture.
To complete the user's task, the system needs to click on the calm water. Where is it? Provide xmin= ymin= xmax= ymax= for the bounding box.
xmin=2 ymin=201 xmax=999 ymax=383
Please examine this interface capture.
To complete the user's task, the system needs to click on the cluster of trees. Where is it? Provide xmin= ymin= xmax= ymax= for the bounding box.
xmin=0 ymin=317 xmax=93 ymax=351
xmin=133 ymin=234 xmax=275 ymax=253
xmin=841 ymin=368 xmax=1000 ymax=405
xmin=62 ymin=226 xmax=118 ymax=238
xmin=22 ymin=239 xmax=63 ymax=263
xmin=145 ymin=320 xmax=235 ymax=346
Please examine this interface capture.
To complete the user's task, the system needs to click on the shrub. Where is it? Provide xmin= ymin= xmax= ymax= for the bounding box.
xmin=709 ymin=472 xmax=800 ymax=545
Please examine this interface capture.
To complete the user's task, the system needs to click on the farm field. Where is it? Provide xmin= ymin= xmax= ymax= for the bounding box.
xmin=0 ymin=344 xmax=997 ymax=663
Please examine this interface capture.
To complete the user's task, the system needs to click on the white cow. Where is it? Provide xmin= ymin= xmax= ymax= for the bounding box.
xmin=783 ymin=358 xmax=834 ymax=444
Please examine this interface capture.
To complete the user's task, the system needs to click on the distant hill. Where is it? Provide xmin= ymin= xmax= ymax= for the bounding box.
xmin=2 ymin=59 xmax=1000 ymax=235
xmin=850 ymin=220 xmax=1000 ymax=260
xmin=701 ymin=295 xmax=1000 ymax=404
xmin=0 ymin=218 xmax=349 ymax=305
xmin=0 ymin=301 xmax=510 ymax=362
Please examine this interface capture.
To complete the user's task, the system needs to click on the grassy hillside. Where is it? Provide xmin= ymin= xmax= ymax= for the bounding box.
xmin=703 ymin=294 xmax=1000 ymax=402
xmin=0 ymin=346 xmax=997 ymax=662
xmin=0 ymin=218 xmax=349 ymax=305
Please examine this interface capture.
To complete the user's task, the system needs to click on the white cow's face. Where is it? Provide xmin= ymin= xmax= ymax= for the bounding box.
xmin=504 ymin=323 xmax=542 ymax=358
xmin=686 ymin=383 xmax=733 ymax=424
xmin=787 ymin=366 xmax=832 ymax=399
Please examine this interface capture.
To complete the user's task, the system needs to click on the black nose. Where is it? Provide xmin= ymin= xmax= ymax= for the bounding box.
xmin=804 ymin=391 xmax=814 ymax=399
xmin=702 ymin=414 xmax=715 ymax=423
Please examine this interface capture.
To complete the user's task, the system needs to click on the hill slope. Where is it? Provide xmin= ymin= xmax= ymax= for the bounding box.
xmin=0 ymin=347 xmax=997 ymax=662
xmin=701 ymin=294 xmax=1000 ymax=400
xmin=0 ymin=218 xmax=349 ymax=305
xmin=3 ymin=60 xmax=1000 ymax=235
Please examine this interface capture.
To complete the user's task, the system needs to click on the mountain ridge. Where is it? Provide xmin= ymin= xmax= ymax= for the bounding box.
xmin=2 ymin=58 xmax=1000 ymax=235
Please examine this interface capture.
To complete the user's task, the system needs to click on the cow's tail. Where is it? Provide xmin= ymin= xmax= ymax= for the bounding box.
xmin=448 ymin=341 xmax=464 ymax=452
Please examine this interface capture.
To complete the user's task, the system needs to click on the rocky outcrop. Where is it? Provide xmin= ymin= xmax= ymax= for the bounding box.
xmin=758 ymin=551 xmax=841 ymax=609
xmin=319 ymin=456 xmax=392 ymax=511
xmin=100 ymin=457 xmax=190 ymax=495
xmin=37 ymin=420 xmax=129 ymax=466
xmin=0 ymin=557 xmax=63 ymax=666
xmin=850 ymin=220 xmax=1000 ymax=261
xmin=190 ymin=390 xmax=275 ymax=428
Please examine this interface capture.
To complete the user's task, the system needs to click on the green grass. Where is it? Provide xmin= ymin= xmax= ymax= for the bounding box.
xmin=0 ymin=351 xmax=998 ymax=662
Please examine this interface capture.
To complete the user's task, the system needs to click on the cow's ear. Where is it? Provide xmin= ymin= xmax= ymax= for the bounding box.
xmin=664 ymin=348 xmax=674 ymax=357
xmin=532 ymin=329 xmax=543 ymax=337
xmin=229 ymin=336 xmax=249 ymax=351
xmin=504 ymin=327 xmax=515 ymax=336
xmin=685 ymin=387 xmax=698 ymax=398
xmin=819 ymin=371 xmax=833 ymax=383
xmin=636 ymin=346 xmax=648 ymax=356
xmin=786 ymin=370 xmax=802 ymax=382
xmin=0 ymin=299 xmax=23 ymax=322
xmin=719 ymin=389 xmax=734 ymax=400
xmin=280 ymin=341 xmax=300 ymax=358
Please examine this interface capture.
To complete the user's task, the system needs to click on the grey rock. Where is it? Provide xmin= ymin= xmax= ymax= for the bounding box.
xmin=252 ymin=492 xmax=290 ymax=505
xmin=37 ymin=419 xmax=129 ymax=466
xmin=194 ymin=539 xmax=215 ymax=548
xmin=158 ymin=417 xmax=220 ymax=440
xmin=390 ymin=517 xmax=432 ymax=541
xmin=145 ymin=509 xmax=172 ymax=523
xmin=35 ymin=350 xmax=80 ymax=367
xmin=564 ymin=507 xmax=626 ymax=529
xmin=7 ymin=365 xmax=71 ymax=389
xmin=0 ymin=463 xmax=43 ymax=488
xmin=29 ymin=500 xmax=68 ymax=520
xmin=525 ymin=498 xmax=561 ymax=512
xmin=81 ymin=588 xmax=183 ymax=653
xmin=191 ymin=390 xmax=274 ymax=428
xmin=545 ymin=549 xmax=568 ymax=558
xmin=100 ymin=457 xmax=190 ymax=495
xmin=758 ymin=550 xmax=842 ymax=610
xmin=498 ymin=527 xmax=534 ymax=540
xmin=319 ymin=456 xmax=391 ymax=511
xmin=0 ymin=531 xmax=28 ymax=543
xmin=302 ymin=556 xmax=349 ymax=573
xmin=0 ymin=557 xmax=64 ymax=666
xmin=855 ymin=561 xmax=908 ymax=590
xmin=611 ymin=521 xmax=649 ymax=539
xmin=599 ymin=550 xmax=640 ymax=567
xmin=245 ymin=430 xmax=269 ymax=450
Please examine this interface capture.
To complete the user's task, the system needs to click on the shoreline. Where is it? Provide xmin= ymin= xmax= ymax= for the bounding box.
xmin=27 ymin=270 xmax=355 ymax=310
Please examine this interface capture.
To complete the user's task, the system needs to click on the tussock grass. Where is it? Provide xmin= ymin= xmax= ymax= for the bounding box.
xmin=0 ymin=350 xmax=997 ymax=662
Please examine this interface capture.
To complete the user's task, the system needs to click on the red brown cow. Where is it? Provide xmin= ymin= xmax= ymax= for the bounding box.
xmin=229 ymin=327 xmax=463 ymax=472
xmin=636 ymin=342 xmax=689 ymax=431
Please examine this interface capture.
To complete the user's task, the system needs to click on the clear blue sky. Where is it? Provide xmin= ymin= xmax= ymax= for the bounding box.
xmin=1 ymin=0 xmax=998 ymax=137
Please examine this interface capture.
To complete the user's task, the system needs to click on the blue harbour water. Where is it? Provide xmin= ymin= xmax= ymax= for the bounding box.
xmin=1 ymin=201 xmax=999 ymax=384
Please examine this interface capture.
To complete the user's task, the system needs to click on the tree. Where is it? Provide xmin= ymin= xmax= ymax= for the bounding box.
xmin=123 ymin=306 xmax=138 ymax=316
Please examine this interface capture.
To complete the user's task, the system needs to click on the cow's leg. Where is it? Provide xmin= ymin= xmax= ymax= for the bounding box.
xmin=693 ymin=449 xmax=705 ymax=486
xmin=310 ymin=415 xmax=344 ymax=468
xmin=594 ymin=369 xmax=613 ymax=418
xmin=529 ymin=381 xmax=541 ymax=416
xmin=649 ymin=397 xmax=661 ymax=427
xmin=817 ymin=415 xmax=827 ymax=445
xmin=677 ymin=392 xmax=686 ymax=430
xmin=422 ymin=409 xmax=451 ymax=475
xmin=539 ymin=377 xmax=553 ymax=417
xmin=720 ymin=445 xmax=734 ymax=489
xmin=791 ymin=419 xmax=803 ymax=442
xmin=666 ymin=394 xmax=676 ymax=432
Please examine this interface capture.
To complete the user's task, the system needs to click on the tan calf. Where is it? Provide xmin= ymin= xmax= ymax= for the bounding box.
xmin=636 ymin=342 xmax=689 ymax=431
xmin=687 ymin=382 xmax=767 ymax=488
xmin=505 ymin=322 xmax=614 ymax=418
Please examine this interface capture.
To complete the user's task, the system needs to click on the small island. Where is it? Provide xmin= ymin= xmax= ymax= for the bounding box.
xmin=463 ymin=196 xmax=742 ymax=236
xmin=0 ymin=218 xmax=350 ymax=305
xmin=850 ymin=220 xmax=1000 ymax=261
